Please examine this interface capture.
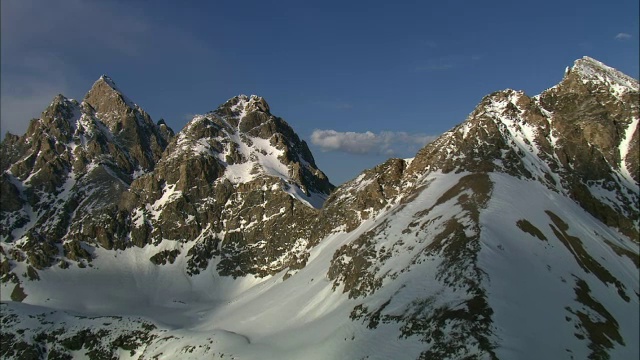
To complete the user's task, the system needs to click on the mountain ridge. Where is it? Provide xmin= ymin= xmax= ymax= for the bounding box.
xmin=0 ymin=57 xmax=638 ymax=360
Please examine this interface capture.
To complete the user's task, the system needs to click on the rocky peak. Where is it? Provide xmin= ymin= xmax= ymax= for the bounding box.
xmin=83 ymin=75 xmax=143 ymax=132
xmin=36 ymin=95 xmax=81 ymax=138
xmin=82 ymin=75 xmax=173 ymax=172
xmin=117 ymin=95 xmax=335 ymax=267
xmin=49 ymin=93 xmax=73 ymax=107
xmin=568 ymin=56 xmax=638 ymax=92
xmin=401 ymin=57 xmax=639 ymax=239
xmin=404 ymin=56 xmax=638 ymax=178
xmin=222 ymin=94 xmax=271 ymax=115
xmin=211 ymin=94 xmax=273 ymax=134
xmin=156 ymin=118 xmax=175 ymax=139
xmin=154 ymin=94 xmax=333 ymax=204
xmin=235 ymin=94 xmax=271 ymax=114
xmin=540 ymin=58 xmax=639 ymax=183
xmin=97 ymin=74 xmax=120 ymax=90
xmin=84 ymin=75 xmax=134 ymax=109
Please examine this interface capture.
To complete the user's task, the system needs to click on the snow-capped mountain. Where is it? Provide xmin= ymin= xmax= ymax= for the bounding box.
xmin=0 ymin=77 xmax=334 ymax=277
xmin=1 ymin=57 xmax=638 ymax=360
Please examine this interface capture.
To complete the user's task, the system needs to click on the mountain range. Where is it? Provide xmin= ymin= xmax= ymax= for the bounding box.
xmin=0 ymin=56 xmax=638 ymax=360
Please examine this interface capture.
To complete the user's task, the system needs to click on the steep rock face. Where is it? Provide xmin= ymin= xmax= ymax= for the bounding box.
xmin=537 ymin=58 xmax=639 ymax=238
xmin=83 ymin=75 xmax=172 ymax=173
xmin=318 ymin=157 xmax=409 ymax=235
xmin=121 ymin=95 xmax=334 ymax=276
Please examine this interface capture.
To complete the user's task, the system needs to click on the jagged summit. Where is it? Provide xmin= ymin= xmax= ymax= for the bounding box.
xmin=88 ymin=74 xmax=116 ymax=92
xmin=98 ymin=74 xmax=118 ymax=87
xmin=572 ymin=57 xmax=638 ymax=83
xmin=86 ymin=74 xmax=128 ymax=99
xmin=83 ymin=75 xmax=142 ymax=128
xmin=161 ymin=93 xmax=333 ymax=210
xmin=228 ymin=94 xmax=271 ymax=114
xmin=566 ymin=56 xmax=639 ymax=95
xmin=49 ymin=93 xmax=72 ymax=105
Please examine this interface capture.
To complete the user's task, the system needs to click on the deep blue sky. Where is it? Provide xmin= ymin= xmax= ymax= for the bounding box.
xmin=2 ymin=0 xmax=638 ymax=184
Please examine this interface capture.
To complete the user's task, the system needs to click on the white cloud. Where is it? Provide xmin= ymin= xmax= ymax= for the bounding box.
xmin=614 ymin=33 xmax=632 ymax=41
xmin=310 ymin=129 xmax=437 ymax=156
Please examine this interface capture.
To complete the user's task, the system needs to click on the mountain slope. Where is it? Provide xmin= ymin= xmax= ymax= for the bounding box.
xmin=1 ymin=57 xmax=638 ymax=360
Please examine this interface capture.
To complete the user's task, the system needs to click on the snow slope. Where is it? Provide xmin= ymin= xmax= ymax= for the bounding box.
xmin=2 ymin=170 xmax=638 ymax=359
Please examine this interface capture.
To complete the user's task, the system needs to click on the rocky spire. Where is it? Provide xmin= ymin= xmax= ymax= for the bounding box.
xmin=82 ymin=75 xmax=173 ymax=171
xmin=83 ymin=75 xmax=138 ymax=129
xmin=568 ymin=56 xmax=639 ymax=94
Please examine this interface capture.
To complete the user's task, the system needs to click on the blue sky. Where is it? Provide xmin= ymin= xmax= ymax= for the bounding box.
xmin=2 ymin=0 xmax=638 ymax=184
